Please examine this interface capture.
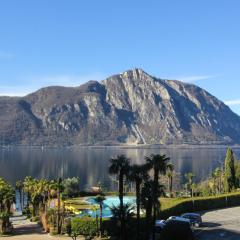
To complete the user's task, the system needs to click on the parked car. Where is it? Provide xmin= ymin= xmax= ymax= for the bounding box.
xmin=167 ymin=216 xmax=191 ymax=224
xmin=155 ymin=216 xmax=192 ymax=240
xmin=155 ymin=219 xmax=166 ymax=236
xmin=158 ymin=219 xmax=194 ymax=240
xmin=181 ymin=213 xmax=202 ymax=227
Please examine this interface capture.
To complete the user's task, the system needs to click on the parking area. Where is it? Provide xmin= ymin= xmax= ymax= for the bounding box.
xmin=195 ymin=206 xmax=240 ymax=240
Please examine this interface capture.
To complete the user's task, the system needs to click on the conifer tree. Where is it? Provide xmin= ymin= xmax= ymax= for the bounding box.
xmin=224 ymin=148 xmax=236 ymax=192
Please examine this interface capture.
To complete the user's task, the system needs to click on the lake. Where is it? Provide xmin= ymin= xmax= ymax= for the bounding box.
xmin=1 ymin=146 xmax=240 ymax=190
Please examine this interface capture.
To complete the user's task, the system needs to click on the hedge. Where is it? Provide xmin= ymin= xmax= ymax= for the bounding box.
xmin=159 ymin=192 xmax=240 ymax=219
xmin=70 ymin=217 xmax=98 ymax=237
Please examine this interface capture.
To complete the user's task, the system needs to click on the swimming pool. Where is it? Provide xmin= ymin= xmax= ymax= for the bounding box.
xmin=80 ymin=196 xmax=136 ymax=218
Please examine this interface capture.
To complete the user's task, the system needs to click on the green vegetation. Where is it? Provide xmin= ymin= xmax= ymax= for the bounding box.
xmin=128 ymin=164 xmax=148 ymax=240
xmin=0 ymin=178 xmax=15 ymax=235
xmin=145 ymin=154 xmax=170 ymax=240
xmin=159 ymin=192 xmax=240 ymax=219
xmin=197 ymin=147 xmax=240 ymax=197
xmin=224 ymin=148 xmax=237 ymax=192
xmin=67 ymin=217 xmax=98 ymax=240
xmin=109 ymin=154 xmax=130 ymax=240
xmin=185 ymin=172 xmax=195 ymax=197
xmin=63 ymin=177 xmax=81 ymax=198
xmin=2 ymin=147 xmax=240 ymax=239
xmin=94 ymin=193 xmax=106 ymax=237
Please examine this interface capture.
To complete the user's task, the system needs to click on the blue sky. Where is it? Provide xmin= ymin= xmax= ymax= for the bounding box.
xmin=1 ymin=0 xmax=240 ymax=114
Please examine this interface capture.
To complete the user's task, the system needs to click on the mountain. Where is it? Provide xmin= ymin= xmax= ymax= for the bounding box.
xmin=1 ymin=68 xmax=240 ymax=146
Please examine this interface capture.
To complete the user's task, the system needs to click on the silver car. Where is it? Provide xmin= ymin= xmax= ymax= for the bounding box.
xmin=181 ymin=213 xmax=202 ymax=227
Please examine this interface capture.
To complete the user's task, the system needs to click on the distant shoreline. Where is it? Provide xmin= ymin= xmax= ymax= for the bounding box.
xmin=1 ymin=143 xmax=240 ymax=149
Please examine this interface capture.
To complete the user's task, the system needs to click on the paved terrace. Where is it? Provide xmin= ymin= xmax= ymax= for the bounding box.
xmin=195 ymin=206 xmax=240 ymax=240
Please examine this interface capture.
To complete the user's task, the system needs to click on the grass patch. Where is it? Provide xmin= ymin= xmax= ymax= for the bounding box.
xmin=159 ymin=192 xmax=240 ymax=219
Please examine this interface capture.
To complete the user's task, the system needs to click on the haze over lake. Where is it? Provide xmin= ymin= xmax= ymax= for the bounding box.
xmin=1 ymin=146 xmax=240 ymax=190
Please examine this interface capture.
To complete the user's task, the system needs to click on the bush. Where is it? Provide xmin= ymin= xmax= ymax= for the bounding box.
xmin=63 ymin=177 xmax=81 ymax=198
xmin=0 ymin=212 xmax=12 ymax=235
xmin=30 ymin=216 xmax=40 ymax=223
xmin=22 ymin=206 xmax=31 ymax=218
xmin=68 ymin=217 xmax=97 ymax=240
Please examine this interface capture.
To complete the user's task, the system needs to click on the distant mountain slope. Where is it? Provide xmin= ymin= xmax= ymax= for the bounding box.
xmin=1 ymin=68 xmax=240 ymax=146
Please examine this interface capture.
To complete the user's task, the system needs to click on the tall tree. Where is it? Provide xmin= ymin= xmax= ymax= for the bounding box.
xmin=23 ymin=176 xmax=34 ymax=207
xmin=128 ymin=164 xmax=148 ymax=240
xmin=224 ymin=148 xmax=236 ymax=192
xmin=212 ymin=168 xmax=223 ymax=194
xmin=0 ymin=178 xmax=15 ymax=213
xmin=145 ymin=154 xmax=170 ymax=240
xmin=185 ymin=172 xmax=195 ymax=197
xmin=56 ymin=178 xmax=63 ymax=234
xmin=95 ymin=193 xmax=106 ymax=237
xmin=141 ymin=179 xmax=165 ymax=240
xmin=166 ymin=163 xmax=174 ymax=198
xmin=15 ymin=180 xmax=23 ymax=211
xmin=109 ymin=155 xmax=130 ymax=240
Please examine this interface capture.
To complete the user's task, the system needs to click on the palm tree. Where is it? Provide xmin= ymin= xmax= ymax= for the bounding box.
xmin=111 ymin=203 xmax=134 ymax=225
xmin=23 ymin=176 xmax=34 ymax=207
xmin=128 ymin=164 xmax=148 ymax=239
xmin=56 ymin=178 xmax=63 ymax=234
xmin=15 ymin=180 xmax=23 ymax=211
xmin=141 ymin=179 xmax=165 ymax=240
xmin=185 ymin=172 xmax=195 ymax=197
xmin=95 ymin=193 xmax=106 ymax=237
xmin=145 ymin=154 xmax=170 ymax=240
xmin=91 ymin=204 xmax=99 ymax=233
xmin=166 ymin=163 xmax=174 ymax=198
xmin=109 ymin=154 xmax=130 ymax=240
xmin=0 ymin=178 xmax=15 ymax=213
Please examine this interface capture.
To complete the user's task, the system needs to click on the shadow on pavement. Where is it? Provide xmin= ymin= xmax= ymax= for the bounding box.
xmin=13 ymin=224 xmax=45 ymax=236
xmin=201 ymin=222 xmax=221 ymax=228
xmin=195 ymin=227 xmax=240 ymax=240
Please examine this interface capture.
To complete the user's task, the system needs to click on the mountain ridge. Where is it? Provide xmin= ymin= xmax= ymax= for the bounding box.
xmin=1 ymin=68 xmax=240 ymax=146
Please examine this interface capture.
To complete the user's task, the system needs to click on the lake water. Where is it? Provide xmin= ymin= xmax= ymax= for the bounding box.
xmin=1 ymin=146 xmax=240 ymax=190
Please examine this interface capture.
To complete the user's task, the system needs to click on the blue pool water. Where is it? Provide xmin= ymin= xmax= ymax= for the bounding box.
xmin=80 ymin=196 xmax=136 ymax=218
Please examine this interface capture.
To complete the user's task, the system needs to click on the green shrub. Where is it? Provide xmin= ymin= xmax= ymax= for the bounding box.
xmin=0 ymin=212 xmax=12 ymax=235
xmin=30 ymin=216 xmax=40 ymax=223
xmin=63 ymin=177 xmax=81 ymax=198
xmin=68 ymin=217 xmax=97 ymax=240
xmin=22 ymin=206 xmax=31 ymax=218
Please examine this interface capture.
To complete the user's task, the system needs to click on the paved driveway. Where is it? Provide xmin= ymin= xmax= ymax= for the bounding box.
xmin=195 ymin=206 xmax=240 ymax=240
xmin=7 ymin=213 xmax=84 ymax=240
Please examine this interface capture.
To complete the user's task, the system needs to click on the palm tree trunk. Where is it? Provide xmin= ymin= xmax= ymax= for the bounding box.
xmin=95 ymin=214 xmax=99 ymax=235
xmin=19 ymin=189 xmax=22 ymax=211
xmin=170 ymin=176 xmax=173 ymax=197
xmin=168 ymin=177 xmax=171 ymax=195
xmin=22 ymin=191 xmax=25 ymax=210
xmin=57 ymin=188 xmax=61 ymax=234
xmin=136 ymin=181 xmax=140 ymax=240
xmin=119 ymin=172 xmax=125 ymax=240
xmin=100 ymin=204 xmax=103 ymax=237
xmin=152 ymin=168 xmax=159 ymax=240
xmin=145 ymin=201 xmax=152 ymax=240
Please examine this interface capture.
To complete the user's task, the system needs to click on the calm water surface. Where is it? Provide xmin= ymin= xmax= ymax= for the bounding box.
xmin=1 ymin=146 xmax=240 ymax=190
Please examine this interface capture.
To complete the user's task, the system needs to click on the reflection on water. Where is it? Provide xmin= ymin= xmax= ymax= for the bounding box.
xmin=1 ymin=146 xmax=240 ymax=190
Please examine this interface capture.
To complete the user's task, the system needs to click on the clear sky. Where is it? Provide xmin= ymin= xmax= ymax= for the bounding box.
xmin=1 ymin=0 xmax=240 ymax=114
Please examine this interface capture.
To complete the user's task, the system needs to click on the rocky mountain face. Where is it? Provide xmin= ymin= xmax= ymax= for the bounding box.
xmin=1 ymin=68 xmax=240 ymax=146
